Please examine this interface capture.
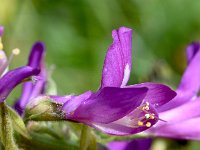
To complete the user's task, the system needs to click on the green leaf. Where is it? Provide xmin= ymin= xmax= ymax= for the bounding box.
xmin=0 ymin=102 xmax=18 ymax=150
xmin=6 ymin=105 xmax=30 ymax=139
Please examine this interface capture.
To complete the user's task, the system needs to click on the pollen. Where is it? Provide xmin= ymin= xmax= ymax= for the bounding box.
xmin=137 ymin=121 xmax=143 ymax=126
xmin=150 ymin=114 xmax=155 ymax=119
xmin=146 ymin=122 xmax=151 ymax=127
xmin=12 ymin=48 xmax=20 ymax=55
xmin=145 ymin=114 xmax=150 ymax=119
xmin=142 ymin=105 xmax=149 ymax=111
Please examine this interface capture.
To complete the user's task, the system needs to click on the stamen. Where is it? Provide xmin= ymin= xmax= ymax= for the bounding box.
xmin=137 ymin=121 xmax=143 ymax=126
xmin=12 ymin=48 xmax=20 ymax=55
xmin=142 ymin=105 xmax=149 ymax=110
xmin=146 ymin=122 xmax=151 ymax=127
xmin=141 ymin=102 xmax=150 ymax=111
xmin=8 ymin=48 xmax=20 ymax=63
xmin=146 ymin=102 xmax=150 ymax=106
xmin=158 ymin=118 xmax=167 ymax=122
xmin=0 ymin=48 xmax=21 ymax=76
xmin=125 ymin=101 xmax=158 ymax=128
xmin=150 ymin=113 xmax=155 ymax=119
xmin=145 ymin=114 xmax=150 ymax=119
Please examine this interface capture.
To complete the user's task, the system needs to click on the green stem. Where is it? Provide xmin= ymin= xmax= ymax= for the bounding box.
xmin=79 ymin=125 xmax=90 ymax=150
xmin=0 ymin=103 xmax=18 ymax=150
xmin=79 ymin=125 xmax=97 ymax=150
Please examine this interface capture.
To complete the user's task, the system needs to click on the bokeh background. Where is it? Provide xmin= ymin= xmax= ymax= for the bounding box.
xmin=0 ymin=0 xmax=200 ymax=149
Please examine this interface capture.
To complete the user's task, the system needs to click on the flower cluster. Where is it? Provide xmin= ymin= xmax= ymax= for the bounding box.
xmin=1 ymin=25 xmax=200 ymax=149
xmin=147 ymin=42 xmax=200 ymax=140
xmin=26 ymin=27 xmax=176 ymax=135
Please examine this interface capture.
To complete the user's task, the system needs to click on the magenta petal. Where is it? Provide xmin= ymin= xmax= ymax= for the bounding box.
xmin=126 ymin=82 xmax=176 ymax=108
xmin=156 ymin=99 xmax=200 ymax=126
xmin=28 ymin=42 xmax=45 ymax=68
xmin=150 ymin=118 xmax=200 ymax=140
xmin=148 ymin=98 xmax=200 ymax=140
xmin=64 ymin=87 xmax=148 ymax=124
xmin=50 ymin=95 xmax=75 ymax=105
xmin=159 ymin=43 xmax=200 ymax=111
xmin=107 ymin=139 xmax=152 ymax=150
xmin=62 ymin=91 xmax=93 ymax=114
xmin=101 ymin=27 xmax=132 ymax=88
xmin=186 ymin=42 xmax=200 ymax=64
xmin=0 ymin=66 xmax=39 ymax=103
xmin=178 ymin=43 xmax=200 ymax=98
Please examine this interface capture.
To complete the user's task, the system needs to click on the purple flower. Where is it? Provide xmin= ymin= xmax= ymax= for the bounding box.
xmin=14 ymin=42 xmax=46 ymax=115
xmin=29 ymin=27 xmax=176 ymax=135
xmin=107 ymin=139 xmax=152 ymax=150
xmin=146 ymin=42 xmax=200 ymax=140
xmin=0 ymin=26 xmax=40 ymax=105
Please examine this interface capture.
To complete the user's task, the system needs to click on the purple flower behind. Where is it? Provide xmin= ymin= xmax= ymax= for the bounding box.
xmin=107 ymin=139 xmax=152 ymax=150
xmin=145 ymin=42 xmax=200 ymax=140
xmin=0 ymin=26 xmax=40 ymax=105
xmin=14 ymin=42 xmax=46 ymax=115
xmin=28 ymin=27 xmax=176 ymax=135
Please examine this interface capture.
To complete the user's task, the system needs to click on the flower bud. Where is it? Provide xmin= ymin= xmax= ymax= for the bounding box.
xmin=25 ymin=96 xmax=65 ymax=121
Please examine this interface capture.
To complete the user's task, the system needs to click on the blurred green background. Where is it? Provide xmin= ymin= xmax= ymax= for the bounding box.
xmin=1 ymin=0 xmax=200 ymax=149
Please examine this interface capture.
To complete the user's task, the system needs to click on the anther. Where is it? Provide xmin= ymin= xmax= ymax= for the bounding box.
xmin=146 ymin=102 xmax=149 ymax=106
xmin=137 ymin=121 xmax=143 ymax=126
xmin=150 ymin=114 xmax=155 ymax=119
xmin=145 ymin=114 xmax=150 ymax=119
xmin=12 ymin=48 xmax=20 ymax=55
xmin=146 ymin=122 xmax=151 ymax=127
xmin=142 ymin=105 xmax=149 ymax=111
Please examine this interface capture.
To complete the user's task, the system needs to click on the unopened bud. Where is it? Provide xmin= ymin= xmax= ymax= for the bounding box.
xmin=25 ymin=96 xmax=65 ymax=121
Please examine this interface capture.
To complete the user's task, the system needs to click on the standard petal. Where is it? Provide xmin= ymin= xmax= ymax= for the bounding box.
xmin=101 ymin=27 xmax=132 ymax=88
xmin=107 ymin=139 xmax=152 ymax=150
xmin=126 ymin=83 xmax=176 ymax=108
xmin=0 ymin=66 xmax=39 ymax=103
xmin=64 ymin=87 xmax=148 ymax=124
xmin=150 ymin=118 xmax=200 ymax=140
xmin=28 ymin=42 xmax=45 ymax=68
xmin=186 ymin=42 xmax=200 ymax=64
